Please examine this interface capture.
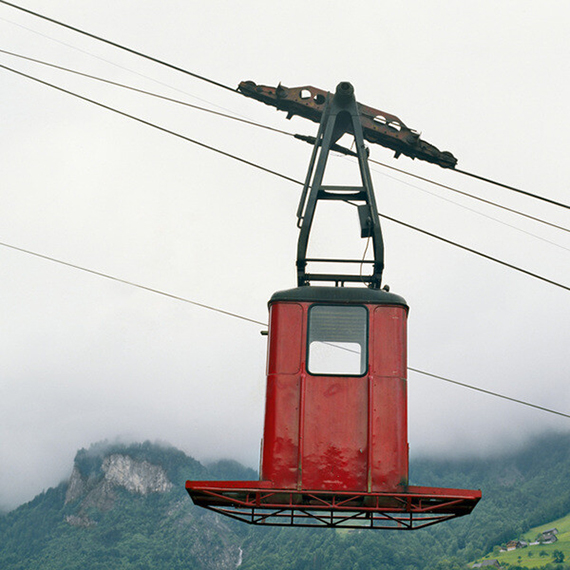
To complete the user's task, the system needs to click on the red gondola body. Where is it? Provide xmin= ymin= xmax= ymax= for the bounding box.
xmin=262 ymin=287 xmax=408 ymax=494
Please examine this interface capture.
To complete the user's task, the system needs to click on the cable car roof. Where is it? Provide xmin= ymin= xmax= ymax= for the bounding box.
xmin=269 ymin=286 xmax=408 ymax=308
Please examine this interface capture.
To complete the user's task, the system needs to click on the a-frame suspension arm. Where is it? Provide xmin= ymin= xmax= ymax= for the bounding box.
xmin=296 ymin=82 xmax=384 ymax=289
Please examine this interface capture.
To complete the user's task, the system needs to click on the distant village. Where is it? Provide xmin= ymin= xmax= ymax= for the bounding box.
xmin=472 ymin=528 xmax=559 ymax=568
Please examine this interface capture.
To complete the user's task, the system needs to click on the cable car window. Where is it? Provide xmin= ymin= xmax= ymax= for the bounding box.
xmin=307 ymin=305 xmax=368 ymax=375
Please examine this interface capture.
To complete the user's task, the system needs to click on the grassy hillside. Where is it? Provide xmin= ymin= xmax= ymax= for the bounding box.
xmin=476 ymin=512 xmax=570 ymax=569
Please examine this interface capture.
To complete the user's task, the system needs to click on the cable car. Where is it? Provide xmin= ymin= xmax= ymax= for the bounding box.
xmin=186 ymin=82 xmax=481 ymax=529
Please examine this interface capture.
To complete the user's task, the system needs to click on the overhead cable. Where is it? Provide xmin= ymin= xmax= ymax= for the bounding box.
xmin=0 ymin=23 xmax=252 ymax=120
xmin=380 ymin=212 xmax=570 ymax=292
xmin=408 ymin=367 xmax=570 ymax=420
xmin=2 ymin=47 xmax=566 ymax=240
xmin=0 ymin=0 xmax=237 ymax=93
xmin=0 ymin=48 xmax=293 ymax=137
xmin=0 ymin=62 xmax=299 ymax=186
xmin=0 ymin=240 xmax=266 ymax=326
xmin=368 ymin=158 xmax=569 ymax=235
xmin=1 ymin=60 xmax=568 ymax=294
xmin=373 ymin=170 xmax=570 ymax=254
xmin=455 ymin=167 xmax=570 ymax=211
xmin=1 ymin=237 xmax=568 ymax=420
xmin=2 ymin=0 xmax=568 ymax=212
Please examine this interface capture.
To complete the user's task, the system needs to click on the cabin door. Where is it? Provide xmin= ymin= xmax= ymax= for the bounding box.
xmin=300 ymin=304 xmax=369 ymax=491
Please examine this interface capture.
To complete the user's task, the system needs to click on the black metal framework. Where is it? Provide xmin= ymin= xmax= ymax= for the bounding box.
xmin=296 ymin=82 xmax=384 ymax=289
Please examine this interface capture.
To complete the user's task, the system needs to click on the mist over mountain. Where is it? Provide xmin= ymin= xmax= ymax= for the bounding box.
xmin=1 ymin=432 xmax=570 ymax=569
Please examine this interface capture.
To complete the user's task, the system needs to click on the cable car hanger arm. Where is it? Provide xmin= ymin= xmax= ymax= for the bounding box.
xmin=238 ymin=80 xmax=458 ymax=169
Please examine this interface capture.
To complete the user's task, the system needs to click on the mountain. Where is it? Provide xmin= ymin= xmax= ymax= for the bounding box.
xmin=1 ymin=433 xmax=570 ymax=570
xmin=0 ymin=441 xmax=253 ymax=570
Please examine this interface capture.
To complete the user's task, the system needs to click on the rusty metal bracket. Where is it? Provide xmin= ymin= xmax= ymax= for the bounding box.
xmin=238 ymin=80 xmax=457 ymax=169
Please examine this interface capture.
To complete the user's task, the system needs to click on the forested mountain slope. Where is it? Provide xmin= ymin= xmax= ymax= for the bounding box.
xmin=1 ymin=433 xmax=569 ymax=570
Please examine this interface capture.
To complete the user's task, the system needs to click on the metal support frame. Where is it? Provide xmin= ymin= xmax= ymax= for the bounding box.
xmin=186 ymin=482 xmax=481 ymax=530
xmin=296 ymin=82 xmax=384 ymax=289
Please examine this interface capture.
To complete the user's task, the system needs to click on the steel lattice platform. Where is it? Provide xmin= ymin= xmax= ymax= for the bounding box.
xmin=185 ymin=481 xmax=481 ymax=530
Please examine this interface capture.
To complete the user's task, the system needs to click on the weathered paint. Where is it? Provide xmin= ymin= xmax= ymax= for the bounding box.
xmin=261 ymin=295 xmax=409 ymax=493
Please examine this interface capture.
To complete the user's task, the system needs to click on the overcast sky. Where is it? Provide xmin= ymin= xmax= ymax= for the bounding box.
xmin=1 ymin=1 xmax=569 ymax=511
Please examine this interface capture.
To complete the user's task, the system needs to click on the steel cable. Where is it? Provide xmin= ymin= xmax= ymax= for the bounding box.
xmin=1 ymin=60 xmax=568 ymax=294
xmin=0 ymin=237 xmax=568 ymax=420
xmin=3 ymin=45 xmax=566 ymax=239
xmin=1 ymin=0 xmax=568 ymax=212
xmin=0 ymin=0 xmax=237 ymax=92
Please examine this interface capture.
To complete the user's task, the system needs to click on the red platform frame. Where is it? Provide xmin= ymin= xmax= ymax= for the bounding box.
xmin=186 ymin=480 xmax=480 ymax=529
xmin=186 ymin=287 xmax=481 ymax=529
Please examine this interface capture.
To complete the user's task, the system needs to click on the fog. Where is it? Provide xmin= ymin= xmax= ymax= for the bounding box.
xmin=1 ymin=0 xmax=569 ymax=510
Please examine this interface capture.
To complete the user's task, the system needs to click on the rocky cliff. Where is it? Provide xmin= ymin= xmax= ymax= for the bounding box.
xmin=102 ymin=454 xmax=173 ymax=494
xmin=64 ymin=452 xmax=173 ymax=526
xmin=52 ymin=441 xmax=244 ymax=569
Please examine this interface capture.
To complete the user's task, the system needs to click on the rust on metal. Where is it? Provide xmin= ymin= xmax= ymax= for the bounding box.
xmin=238 ymin=80 xmax=457 ymax=169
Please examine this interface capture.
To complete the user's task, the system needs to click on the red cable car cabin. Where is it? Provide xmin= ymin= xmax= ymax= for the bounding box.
xmin=263 ymin=287 xmax=408 ymax=493
xmin=186 ymin=81 xmax=481 ymax=529
xmin=186 ymin=286 xmax=481 ymax=529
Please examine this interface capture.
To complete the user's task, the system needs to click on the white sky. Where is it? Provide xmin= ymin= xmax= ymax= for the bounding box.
xmin=1 ymin=0 xmax=569 ymax=510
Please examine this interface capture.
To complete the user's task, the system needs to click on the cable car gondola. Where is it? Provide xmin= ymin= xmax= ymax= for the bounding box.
xmin=186 ymin=82 xmax=481 ymax=529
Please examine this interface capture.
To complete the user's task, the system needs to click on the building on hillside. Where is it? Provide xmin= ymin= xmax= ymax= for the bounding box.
xmin=472 ymin=560 xmax=501 ymax=568
xmin=540 ymin=529 xmax=558 ymax=544
xmin=506 ymin=540 xmax=527 ymax=551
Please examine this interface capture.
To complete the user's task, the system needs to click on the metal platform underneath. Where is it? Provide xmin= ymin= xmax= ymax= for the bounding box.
xmin=185 ymin=480 xmax=481 ymax=530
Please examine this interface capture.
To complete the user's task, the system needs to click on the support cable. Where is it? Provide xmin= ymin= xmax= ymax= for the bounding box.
xmin=1 ymin=0 xmax=568 ymax=212
xmin=0 ymin=20 xmax=253 ymax=121
xmin=1 ymin=60 xmax=568 ymax=294
xmin=408 ymin=367 xmax=570 ymax=420
xmin=0 ymin=237 xmax=568 ymax=420
xmin=455 ymin=167 xmax=570 ymax=211
xmin=367 ymin=158 xmax=569 ymax=235
xmin=379 ymin=212 xmax=570 ymax=293
xmin=0 ymin=0 xmax=237 ymax=93
xmin=0 ymin=62 xmax=300 ymax=186
xmin=0 ymin=240 xmax=266 ymax=326
xmin=2 ymin=47 xmax=566 ymax=239
xmin=371 ymin=168 xmax=570 ymax=253
xmin=0 ymin=48 xmax=293 ymax=137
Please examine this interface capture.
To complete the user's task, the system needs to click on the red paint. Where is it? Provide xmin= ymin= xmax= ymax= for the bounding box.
xmin=261 ymin=298 xmax=409 ymax=493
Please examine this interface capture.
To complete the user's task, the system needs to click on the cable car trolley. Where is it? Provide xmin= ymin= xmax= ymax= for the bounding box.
xmin=186 ymin=82 xmax=481 ymax=529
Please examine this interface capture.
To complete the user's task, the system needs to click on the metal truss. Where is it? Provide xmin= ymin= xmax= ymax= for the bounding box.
xmin=186 ymin=482 xmax=481 ymax=530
